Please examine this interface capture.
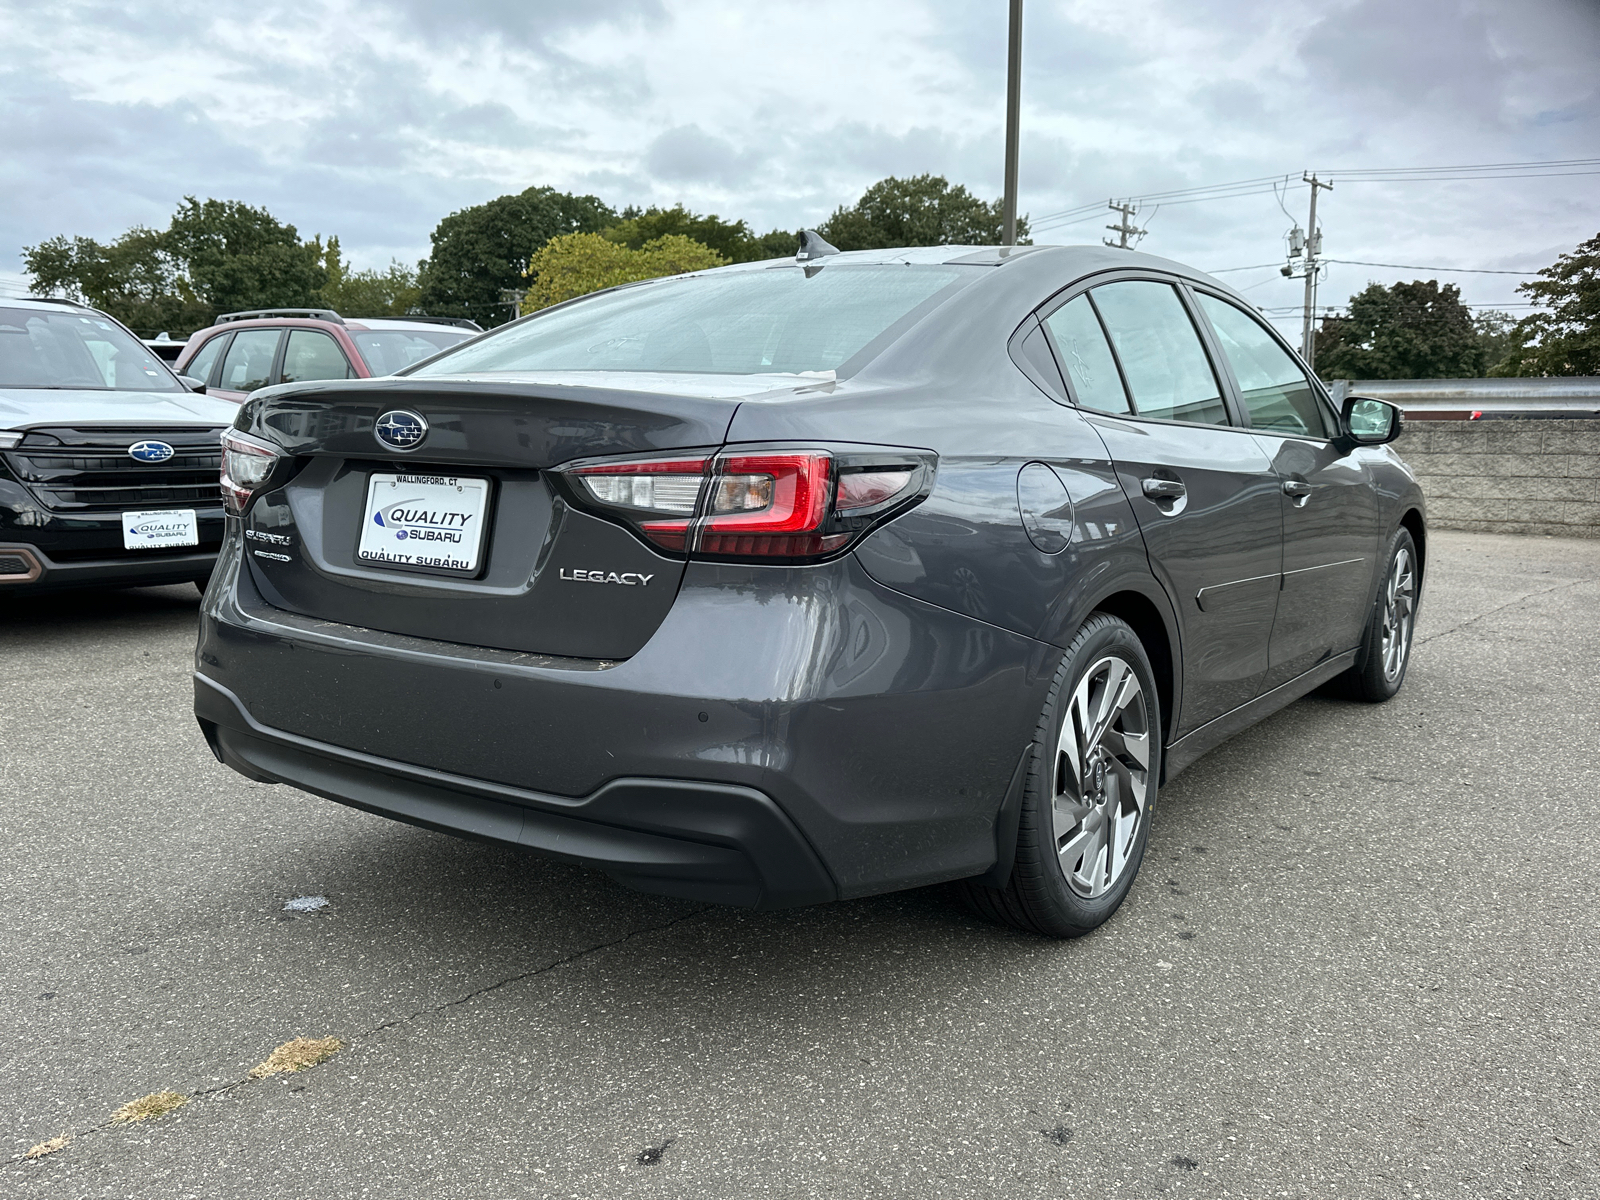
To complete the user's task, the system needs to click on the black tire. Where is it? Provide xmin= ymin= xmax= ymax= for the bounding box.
xmin=1335 ymin=526 xmax=1419 ymax=703
xmin=960 ymin=613 xmax=1161 ymax=938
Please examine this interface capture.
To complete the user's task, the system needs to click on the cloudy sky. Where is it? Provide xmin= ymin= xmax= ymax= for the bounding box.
xmin=2 ymin=0 xmax=1596 ymax=333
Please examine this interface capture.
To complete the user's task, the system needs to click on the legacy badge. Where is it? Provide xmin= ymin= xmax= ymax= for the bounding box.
xmin=560 ymin=568 xmax=655 ymax=586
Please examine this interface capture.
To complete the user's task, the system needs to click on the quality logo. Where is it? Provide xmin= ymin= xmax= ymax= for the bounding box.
xmin=372 ymin=497 xmax=473 ymax=545
xmin=130 ymin=519 xmax=187 ymax=539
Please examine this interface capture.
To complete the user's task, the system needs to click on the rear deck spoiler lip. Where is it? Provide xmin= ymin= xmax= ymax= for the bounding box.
xmin=236 ymin=377 xmax=746 ymax=471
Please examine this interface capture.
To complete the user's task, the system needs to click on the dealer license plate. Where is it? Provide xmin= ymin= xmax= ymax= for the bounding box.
xmin=357 ymin=472 xmax=490 ymax=574
xmin=123 ymin=509 xmax=198 ymax=550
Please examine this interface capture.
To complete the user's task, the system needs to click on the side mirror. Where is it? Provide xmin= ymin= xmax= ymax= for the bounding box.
xmin=1340 ymin=396 xmax=1402 ymax=447
xmin=178 ymin=375 xmax=208 ymax=394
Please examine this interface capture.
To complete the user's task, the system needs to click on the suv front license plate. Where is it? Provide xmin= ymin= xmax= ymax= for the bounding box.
xmin=124 ymin=509 xmax=198 ymax=550
xmin=357 ymin=472 xmax=490 ymax=575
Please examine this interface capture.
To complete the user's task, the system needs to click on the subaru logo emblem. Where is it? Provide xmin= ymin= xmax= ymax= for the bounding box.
xmin=128 ymin=440 xmax=175 ymax=463
xmin=375 ymin=410 xmax=427 ymax=452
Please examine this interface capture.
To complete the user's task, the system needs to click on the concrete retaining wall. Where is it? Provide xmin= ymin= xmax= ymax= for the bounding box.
xmin=1393 ymin=419 xmax=1600 ymax=538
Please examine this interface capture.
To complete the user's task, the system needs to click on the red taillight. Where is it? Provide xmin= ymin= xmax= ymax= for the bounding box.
xmin=698 ymin=452 xmax=844 ymax=557
xmin=220 ymin=430 xmax=281 ymax=515
xmin=556 ymin=446 xmax=932 ymax=562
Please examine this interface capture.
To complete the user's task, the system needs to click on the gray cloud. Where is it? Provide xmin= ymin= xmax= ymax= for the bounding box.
xmin=644 ymin=124 xmax=765 ymax=188
xmin=1299 ymin=0 xmax=1513 ymax=121
xmin=385 ymin=0 xmax=667 ymax=46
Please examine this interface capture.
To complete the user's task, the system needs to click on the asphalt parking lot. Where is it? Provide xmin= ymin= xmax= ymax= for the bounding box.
xmin=3 ymin=529 xmax=1597 ymax=1199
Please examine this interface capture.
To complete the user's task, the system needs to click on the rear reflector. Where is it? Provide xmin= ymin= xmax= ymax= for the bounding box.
xmin=555 ymin=445 xmax=933 ymax=563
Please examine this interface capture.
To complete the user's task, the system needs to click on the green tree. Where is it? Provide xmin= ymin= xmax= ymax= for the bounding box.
xmin=317 ymin=236 xmax=423 ymax=316
xmin=521 ymin=233 xmax=726 ymax=313
xmin=418 ymin=187 xmax=615 ymax=326
xmin=1315 ymin=280 xmax=1487 ymax=379
xmin=24 ymin=198 xmax=329 ymax=335
xmin=22 ymin=227 xmax=211 ymax=336
xmin=1490 ymin=233 xmax=1600 ymax=376
xmin=1472 ymin=309 xmax=1518 ymax=375
xmin=818 ymin=174 xmax=1027 ymax=250
xmin=603 ymin=204 xmax=794 ymax=262
xmin=164 ymin=197 xmax=326 ymax=314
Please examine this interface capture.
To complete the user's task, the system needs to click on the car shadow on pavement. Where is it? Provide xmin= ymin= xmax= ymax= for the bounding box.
xmin=2 ymin=582 xmax=201 ymax=634
xmin=154 ymin=785 xmax=1054 ymax=1037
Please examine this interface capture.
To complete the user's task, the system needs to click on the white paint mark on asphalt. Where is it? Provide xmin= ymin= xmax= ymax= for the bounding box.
xmin=283 ymin=896 xmax=329 ymax=913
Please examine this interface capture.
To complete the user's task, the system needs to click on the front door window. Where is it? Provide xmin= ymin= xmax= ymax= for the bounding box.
xmin=1194 ymin=294 xmax=1334 ymax=437
xmin=181 ymin=333 xmax=228 ymax=387
xmin=281 ymin=330 xmax=355 ymax=384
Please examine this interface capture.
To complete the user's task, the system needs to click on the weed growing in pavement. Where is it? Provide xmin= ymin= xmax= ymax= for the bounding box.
xmin=249 ymin=1036 xmax=343 ymax=1079
xmin=24 ymin=1135 xmax=70 ymax=1159
xmin=111 ymin=1091 xmax=188 ymax=1123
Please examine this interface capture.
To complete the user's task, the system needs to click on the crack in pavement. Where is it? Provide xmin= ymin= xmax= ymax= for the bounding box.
xmin=6 ymin=905 xmax=713 ymax=1168
xmin=366 ymin=905 xmax=714 ymax=1035
xmin=1416 ymin=577 xmax=1590 ymax=648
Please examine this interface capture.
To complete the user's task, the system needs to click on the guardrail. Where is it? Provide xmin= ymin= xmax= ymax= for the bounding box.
xmin=1325 ymin=377 xmax=1600 ymax=420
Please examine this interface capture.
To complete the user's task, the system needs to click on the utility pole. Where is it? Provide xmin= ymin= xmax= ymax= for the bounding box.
xmin=1104 ymin=200 xmax=1145 ymax=249
xmin=1298 ymin=173 xmax=1332 ymax=368
xmin=1001 ymin=0 xmax=1023 ymax=246
xmin=499 ymin=287 xmax=527 ymax=322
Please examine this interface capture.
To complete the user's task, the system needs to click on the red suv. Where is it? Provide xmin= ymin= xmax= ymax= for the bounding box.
xmin=174 ymin=309 xmax=482 ymax=403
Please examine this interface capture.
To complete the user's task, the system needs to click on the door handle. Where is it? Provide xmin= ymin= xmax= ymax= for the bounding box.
xmin=1142 ymin=478 xmax=1187 ymax=500
xmin=1283 ymin=480 xmax=1312 ymax=507
xmin=1141 ymin=477 xmax=1187 ymax=517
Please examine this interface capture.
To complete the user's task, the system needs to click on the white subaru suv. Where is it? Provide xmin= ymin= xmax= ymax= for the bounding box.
xmin=0 ymin=297 xmax=240 ymax=593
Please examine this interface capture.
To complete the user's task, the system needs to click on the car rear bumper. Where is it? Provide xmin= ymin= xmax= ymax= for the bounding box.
xmin=195 ymin=532 xmax=1052 ymax=904
xmin=196 ymin=673 xmax=834 ymax=908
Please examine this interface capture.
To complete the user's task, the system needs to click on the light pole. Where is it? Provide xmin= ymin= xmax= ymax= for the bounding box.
xmin=1001 ymin=0 xmax=1023 ymax=246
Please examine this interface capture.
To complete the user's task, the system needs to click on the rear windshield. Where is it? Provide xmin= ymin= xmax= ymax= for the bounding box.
xmin=350 ymin=328 xmax=474 ymax=376
xmin=0 ymin=307 xmax=180 ymax=391
xmin=407 ymin=265 xmax=970 ymax=378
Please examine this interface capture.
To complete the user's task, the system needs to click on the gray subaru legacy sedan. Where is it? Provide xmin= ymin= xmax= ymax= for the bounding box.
xmin=194 ymin=239 xmax=1423 ymax=938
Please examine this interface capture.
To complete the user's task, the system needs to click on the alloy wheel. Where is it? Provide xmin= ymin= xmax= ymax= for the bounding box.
xmin=1380 ymin=547 xmax=1416 ymax=682
xmin=1051 ymin=655 xmax=1152 ymax=898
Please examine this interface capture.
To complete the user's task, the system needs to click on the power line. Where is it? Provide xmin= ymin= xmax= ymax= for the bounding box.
xmin=1323 ymin=259 xmax=1540 ymax=275
xmin=1328 ymin=169 xmax=1600 ymax=183
xmin=1257 ymin=302 xmax=1536 ymax=312
xmin=1316 ymin=156 xmax=1600 ymax=175
xmin=1211 ymin=259 xmax=1541 ymax=276
xmin=1030 ymin=157 xmax=1600 ymax=231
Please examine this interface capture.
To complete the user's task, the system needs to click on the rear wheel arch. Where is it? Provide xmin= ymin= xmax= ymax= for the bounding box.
xmin=1399 ymin=507 xmax=1426 ymax=589
xmin=1087 ymin=587 xmax=1177 ymax=760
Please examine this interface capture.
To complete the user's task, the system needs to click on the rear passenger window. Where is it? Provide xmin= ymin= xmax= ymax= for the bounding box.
xmin=281 ymin=330 xmax=354 ymax=384
xmin=1043 ymin=295 xmax=1131 ymax=415
xmin=1090 ymin=281 xmax=1228 ymax=426
xmin=181 ymin=333 xmax=227 ymax=386
xmin=1195 ymin=293 xmax=1335 ymax=437
xmin=219 ymin=330 xmax=280 ymax=393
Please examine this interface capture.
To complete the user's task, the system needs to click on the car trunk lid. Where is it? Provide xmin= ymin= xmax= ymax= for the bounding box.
xmin=237 ymin=378 xmax=740 ymax=659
